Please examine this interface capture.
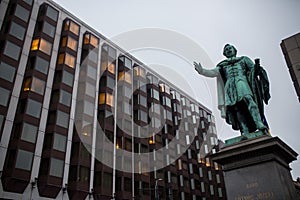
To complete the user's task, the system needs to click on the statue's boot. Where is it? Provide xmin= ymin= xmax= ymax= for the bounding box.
xmin=250 ymin=108 xmax=267 ymax=131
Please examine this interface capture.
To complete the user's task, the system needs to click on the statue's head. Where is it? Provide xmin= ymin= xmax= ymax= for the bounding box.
xmin=223 ymin=44 xmax=237 ymax=58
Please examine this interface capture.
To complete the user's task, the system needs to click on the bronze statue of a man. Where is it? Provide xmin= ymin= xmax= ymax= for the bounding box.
xmin=194 ymin=44 xmax=270 ymax=135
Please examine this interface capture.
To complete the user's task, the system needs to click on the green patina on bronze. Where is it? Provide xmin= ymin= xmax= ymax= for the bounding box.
xmin=194 ymin=44 xmax=270 ymax=138
xmin=224 ymin=130 xmax=268 ymax=145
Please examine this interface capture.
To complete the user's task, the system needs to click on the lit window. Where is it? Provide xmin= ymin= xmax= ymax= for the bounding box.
xmin=99 ymin=93 xmax=105 ymax=104
xmin=23 ymin=77 xmax=45 ymax=95
xmin=61 ymin=36 xmax=78 ymax=51
xmin=65 ymin=53 xmax=75 ymax=68
xmin=108 ymin=63 xmax=115 ymax=74
xmin=31 ymin=38 xmax=52 ymax=55
xmin=31 ymin=39 xmax=39 ymax=51
xmin=58 ymin=53 xmax=76 ymax=68
xmin=84 ymin=33 xmax=99 ymax=47
xmin=106 ymin=93 xmax=114 ymax=106
xmin=134 ymin=66 xmax=145 ymax=77
xmin=118 ymin=71 xmax=132 ymax=83
xmin=49 ymin=158 xmax=64 ymax=177
xmin=0 ymin=62 xmax=16 ymax=82
xmin=23 ymin=78 xmax=31 ymax=91
xmin=21 ymin=122 xmax=38 ymax=143
xmin=99 ymin=93 xmax=114 ymax=106
xmin=15 ymin=149 xmax=33 ymax=170
xmin=64 ymin=20 xmax=79 ymax=35
xmin=40 ymin=39 xmax=52 ymax=55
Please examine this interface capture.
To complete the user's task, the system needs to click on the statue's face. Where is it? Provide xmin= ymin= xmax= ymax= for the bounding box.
xmin=224 ymin=45 xmax=236 ymax=58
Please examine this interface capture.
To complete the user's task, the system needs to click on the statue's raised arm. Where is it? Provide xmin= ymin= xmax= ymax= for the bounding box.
xmin=193 ymin=61 xmax=219 ymax=78
xmin=194 ymin=44 xmax=270 ymax=136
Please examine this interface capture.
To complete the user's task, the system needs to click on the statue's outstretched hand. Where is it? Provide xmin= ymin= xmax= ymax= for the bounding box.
xmin=193 ymin=61 xmax=203 ymax=74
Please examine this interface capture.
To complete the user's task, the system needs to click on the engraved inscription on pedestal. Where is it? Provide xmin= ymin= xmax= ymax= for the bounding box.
xmin=212 ymin=136 xmax=298 ymax=200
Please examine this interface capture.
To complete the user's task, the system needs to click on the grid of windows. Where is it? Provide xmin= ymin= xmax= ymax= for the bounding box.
xmin=0 ymin=2 xmax=227 ymax=199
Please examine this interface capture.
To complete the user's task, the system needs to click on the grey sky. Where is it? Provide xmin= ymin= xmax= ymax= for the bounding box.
xmin=52 ymin=0 xmax=300 ymax=178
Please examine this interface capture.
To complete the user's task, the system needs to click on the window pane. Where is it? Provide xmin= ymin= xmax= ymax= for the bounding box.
xmin=31 ymin=39 xmax=39 ymax=51
xmin=40 ymin=39 xmax=52 ymax=55
xmin=62 ymin=70 xmax=74 ymax=86
xmin=4 ymin=41 xmax=21 ymax=60
xmin=15 ymin=149 xmax=33 ymax=170
xmin=46 ymin=6 xmax=58 ymax=21
xmin=9 ymin=22 xmax=26 ymax=40
xmin=65 ymin=53 xmax=75 ymax=68
xmin=21 ymin=122 xmax=38 ymax=143
xmin=84 ymin=101 xmax=94 ymax=116
xmin=0 ymin=62 xmax=16 ymax=82
xmin=53 ymin=133 xmax=67 ymax=152
xmin=49 ymin=158 xmax=64 ymax=177
xmin=0 ymin=87 xmax=11 ymax=106
xmin=26 ymin=99 xmax=42 ymax=118
xmin=86 ymin=83 xmax=95 ymax=98
xmin=88 ymin=50 xmax=98 ymax=62
xmin=43 ymin=21 xmax=56 ymax=38
xmin=67 ymin=37 xmax=78 ymax=51
xmin=15 ymin=5 xmax=29 ymax=22
xmin=35 ymin=57 xmax=49 ymax=74
xmin=69 ymin=21 xmax=79 ymax=35
xmin=59 ymin=90 xmax=71 ymax=107
xmin=56 ymin=110 xmax=69 ymax=128
xmin=31 ymin=77 xmax=45 ymax=95
xmin=87 ymin=65 xmax=97 ymax=79
xmin=107 ymin=76 xmax=115 ymax=89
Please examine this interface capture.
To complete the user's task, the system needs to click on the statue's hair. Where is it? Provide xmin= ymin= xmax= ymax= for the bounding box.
xmin=223 ymin=44 xmax=237 ymax=57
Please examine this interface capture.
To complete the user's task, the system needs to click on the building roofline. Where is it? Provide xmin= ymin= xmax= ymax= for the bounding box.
xmin=46 ymin=0 xmax=212 ymax=114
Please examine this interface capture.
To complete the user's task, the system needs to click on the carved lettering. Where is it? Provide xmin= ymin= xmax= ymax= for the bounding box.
xmin=246 ymin=182 xmax=259 ymax=189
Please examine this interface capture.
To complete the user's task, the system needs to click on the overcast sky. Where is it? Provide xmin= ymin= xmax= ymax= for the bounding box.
xmin=52 ymin=0 xmax=300 ymax=179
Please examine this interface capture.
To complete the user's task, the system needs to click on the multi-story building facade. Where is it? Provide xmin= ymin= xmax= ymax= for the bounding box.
xmin=281 ymin=32 xmax=300 ymax=103
xmin=0 ymin=0 xmax=226 ymax=199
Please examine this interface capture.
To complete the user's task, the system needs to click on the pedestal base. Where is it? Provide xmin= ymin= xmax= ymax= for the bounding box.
xmin=212 ymin=136 xmax=298 ymax=200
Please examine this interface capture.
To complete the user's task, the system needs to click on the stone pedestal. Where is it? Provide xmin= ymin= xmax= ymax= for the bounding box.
xmin=211 ymin=135 xmax=298 ymax=200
